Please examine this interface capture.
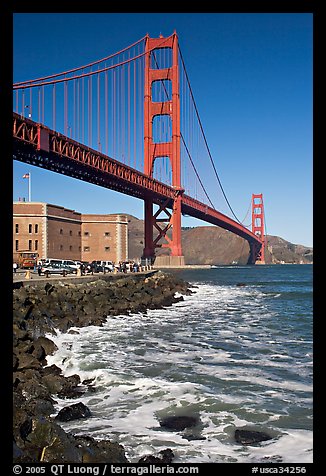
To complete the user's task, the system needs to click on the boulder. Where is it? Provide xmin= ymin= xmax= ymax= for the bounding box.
xmin=22 ymin=416 xmax=82 ymax=463
xmin=138 ymin=448 xmax=174 ymax=464
xmin=234 ymin=428 xmax=273 ymax=445
xmin=159 ymin=415 xmax=200 ymax=431
xmin=42 ymin=373 xmax=81 ymax=398
xmin=74 ymin=436 xmax=129 ymax=463
xmin=34 ymin=336 xmax=58 ymax=356
xmin=55 ymin=402 xmax=91 ymax=422
xmin=16 ymin=352 xmax=41 ymax=371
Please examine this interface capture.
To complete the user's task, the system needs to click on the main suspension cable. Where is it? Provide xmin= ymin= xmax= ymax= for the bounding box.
xmin=14 ymin=35 xmax=147 ymax=86
xmin=178 ymin=45 xmax=242 ymax=224
xmin=151 ymin=45 xmax=215 ymax=209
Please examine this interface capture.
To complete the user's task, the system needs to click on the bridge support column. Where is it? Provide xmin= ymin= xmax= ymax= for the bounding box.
xmin=250 ymin=193 xmax=265 ymax=264
xmin=248 ymin=242 xmax=264 ymax=265
xmin=170 ymin=189 xmax=183 ymax=257
xmin=142 ymin=192 xmax=185 ymax=266
xmin=143 ymin=198 xmax=155 ymax=262
xmin=142 ymin=32 xmax=184 ymax=265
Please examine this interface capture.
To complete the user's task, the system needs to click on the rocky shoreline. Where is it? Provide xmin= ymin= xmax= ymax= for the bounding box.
xmin=13 ymin=271 xmax=193 ymax=463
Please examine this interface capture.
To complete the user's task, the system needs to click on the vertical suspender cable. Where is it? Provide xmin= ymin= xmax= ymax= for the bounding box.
xmin=73 ymin=79 xmax=76 ymax=139
xmin=113 ymin=69 xmax=116 ymax=158
xmin=22 ymin=90 xmax=25 ymax=117
xmin=105 ymin=71 xmax=108 ymax=155
xmin=87 ymin=77 xmax=90 ymax=145
xmin=133 ymin=60 xmax=136 ymax=169
xmin=97 ymin=72 xmax=100 ymax=151
xmin=89 ymin=75 xmax=92 ymax=147
xmin=64 ymin=81 xmax=68 ymax=135
xmin=41 ymin=86 xmax=44 ymax=124
xmin=82 ymin=76 xmax=84 ymax=144
xmin=121 ymin=63 xmax=125 ymax=162
xmin=138 ymin=54 xmax=141 ymax=171
xmin=128 ymin=61 xmax=131 ymax=166
xmin=29 ymin=88 xmax=32 ymax=118
xmin=77 ymin=79 xmax=80 ymax=142
xmin=87 ymin=76 xmax=90 ymax=146
xmin=52 ymin=84 xmax=56 ymax=131
xmin=38 ymin=87 xmax=40 ymax=123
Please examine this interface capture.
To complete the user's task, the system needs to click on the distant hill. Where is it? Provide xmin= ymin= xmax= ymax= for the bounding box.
xmin=126 ymin=215 xmax=313 ymax=265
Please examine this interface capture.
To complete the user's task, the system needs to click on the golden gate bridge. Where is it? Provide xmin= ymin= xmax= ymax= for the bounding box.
xmin=13 ymin=32 xmax=265 ymax=265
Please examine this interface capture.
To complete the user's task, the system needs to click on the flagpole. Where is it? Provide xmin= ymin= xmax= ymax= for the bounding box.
xmin=29 ymin=172 xmax=31 ymax=202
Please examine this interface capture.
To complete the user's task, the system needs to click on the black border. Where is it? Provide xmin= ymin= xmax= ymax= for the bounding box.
xmin=3 ymin=3 xmax=320 ymax=473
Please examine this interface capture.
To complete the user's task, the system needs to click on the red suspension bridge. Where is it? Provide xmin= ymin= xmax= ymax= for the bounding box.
xmin=13 ymin=32 xmax=265 ymax=265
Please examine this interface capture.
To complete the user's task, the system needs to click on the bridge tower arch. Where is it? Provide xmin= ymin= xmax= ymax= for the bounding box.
xmin=142 ymin=32 xmax=185 ymax=265
xmin=248 ymin=193 xmax=265 ymax=264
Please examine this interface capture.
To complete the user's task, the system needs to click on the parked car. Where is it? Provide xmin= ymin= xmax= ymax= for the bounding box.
xmin=91 ymin=260 xmax=114 ymax=272
xmin=41 ymin=263 xmax=76 ymax=275
xmin=62 ymin=260 xmax=81 ymax=271
xmin=42 ymin=258 xmax=64 ymax=267
xmin=87 ymin=262 xmax=104 ymax=273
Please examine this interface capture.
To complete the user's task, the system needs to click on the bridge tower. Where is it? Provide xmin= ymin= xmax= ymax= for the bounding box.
xmin=142 ymin=32 xmax=185 ymax=265
xmin=248 ymin=193 xmax=265 ymax=264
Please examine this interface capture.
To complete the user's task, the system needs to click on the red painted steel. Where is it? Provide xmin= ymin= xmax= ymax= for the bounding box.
xmin=13 ymin=33 xmax=264 ymax=265
xmin=13 ymin=113 xmax=176 ymax=201
xmin=251 ymin=193 xmax=265 ymax=263
xmin=143 ymin=33 xmax=183 ymax=259
xmin=13 ymin=112 xmax=263 ymax=262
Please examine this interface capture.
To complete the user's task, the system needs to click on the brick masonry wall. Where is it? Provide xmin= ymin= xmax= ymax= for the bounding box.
xmin=13 ymin=203 xmax=128 ymax=263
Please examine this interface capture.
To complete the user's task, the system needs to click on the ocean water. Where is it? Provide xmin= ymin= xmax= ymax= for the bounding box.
xmin=46 ymin=264 xmax=313 ymax=463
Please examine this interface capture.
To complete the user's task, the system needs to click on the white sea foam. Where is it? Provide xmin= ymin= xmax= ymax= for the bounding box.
xmin=46 ymin=280 xmax=313 ymax=463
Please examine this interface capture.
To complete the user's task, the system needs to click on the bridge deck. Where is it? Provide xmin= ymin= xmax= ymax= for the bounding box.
xmin=13 ymin=113 xmax=262 ymax=247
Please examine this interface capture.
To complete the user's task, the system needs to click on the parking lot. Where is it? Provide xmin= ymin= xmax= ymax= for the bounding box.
xmin=12 ymin=265 xmax=155 ymax=284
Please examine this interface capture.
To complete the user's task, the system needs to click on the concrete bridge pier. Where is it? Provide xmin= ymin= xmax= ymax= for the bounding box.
xmin=248 ymin=241 xmax=265 ymax=265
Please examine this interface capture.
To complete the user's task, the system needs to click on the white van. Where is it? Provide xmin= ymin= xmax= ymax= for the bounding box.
xmin=43 ymin=258 xmax=64 ymax=266
xmin=62 ymin=260 xmax=81 ymax=271
xmin=43 ymin=259 xmax=81 ymax=271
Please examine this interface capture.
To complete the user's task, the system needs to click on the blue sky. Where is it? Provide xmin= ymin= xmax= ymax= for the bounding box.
xmin=13 ymin=13 xmax=313 ymax=247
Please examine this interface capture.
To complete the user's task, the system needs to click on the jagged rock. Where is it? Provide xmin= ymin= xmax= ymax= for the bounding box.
xmin=138 ymin=448 xmax=174 ymax=463
xmin=82 ymin=378 xmax=95 ymax=385
xmin=13 ymin=324 xmax=29 ymax=341
xmin=15 ymin=373 xmax=50 ymax=401
xmin=13 ymin=281 xmax=24 ymax=290
xmin=159 ymin=415 xmax=200 ymax=431
xmin=44 ymin=283 xmax=55 ymax=295
xmin=42 ymin=372 xmax=81 ymax=398
xmin=74 ymin=436 xmax=129 ymax=463
xmin=58 ymin=374 xmax=82 ymax=398
xmin=55 ymin=402 xmax=91 ymax=422
xmin=42 ymin=364 xmax=62 ymax=376
xmin=13 ymin=354 xmax=19 ymax=370
xmin=13 ymin=272 xmax=192 ymax=463
xmin=20 ymin=417 xmax=33 ymax=440
xmin=234 ymin=428 xmax=273 ymax=445
xmin=23 ymin=416 xmax=83 ymax=463
xmin=16 ymin=352 xmax=41 ymax=371
xmin=30 ymin=399 xmax=56 ymax=418
xmin=34 ymin=336 xmax=58 ymax=356
xmin=13 ymin=440 xmax=38 ymax=462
